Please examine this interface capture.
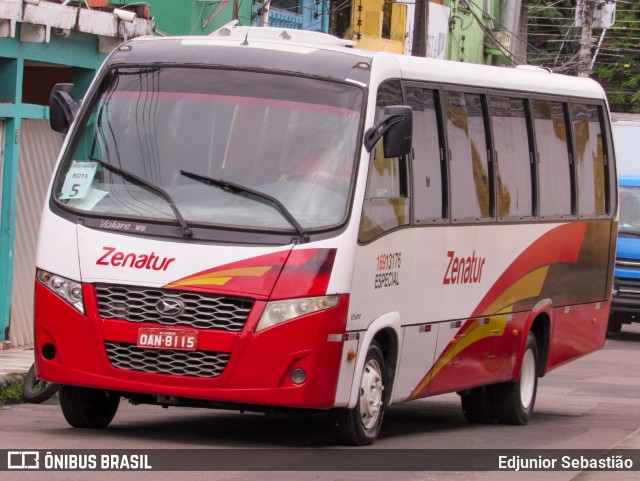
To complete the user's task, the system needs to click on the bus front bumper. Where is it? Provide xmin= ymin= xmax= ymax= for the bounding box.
xmin=34 ymin=283 xmax=349 ymax=409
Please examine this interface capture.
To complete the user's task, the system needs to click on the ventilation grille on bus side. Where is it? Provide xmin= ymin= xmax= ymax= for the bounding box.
xmin=105 ymin=342 xmax=230 ymax=378
xmin=95 ymin=284 xmax=253 ymax=332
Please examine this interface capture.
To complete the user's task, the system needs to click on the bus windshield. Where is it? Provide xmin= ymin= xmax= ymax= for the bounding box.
xmin=619 ymin=184 xmax=640 ymax=237
xmin=53 ymin=67 xmax=363 ymax=233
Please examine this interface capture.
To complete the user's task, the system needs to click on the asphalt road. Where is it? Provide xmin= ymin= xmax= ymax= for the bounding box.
xmin=1 ymin=324 xmax=639 ymax=481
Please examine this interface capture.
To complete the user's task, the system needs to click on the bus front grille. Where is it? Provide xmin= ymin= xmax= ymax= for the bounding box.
xmin=105 ymin=342 xmax=230 ymax=378
xmin=614 ymin=278 xmax=640 ymax=299
xmin=95 ymin=284 xmax=253 ymax=332
xmin=616 ymin=258 xmax=640 ymax=270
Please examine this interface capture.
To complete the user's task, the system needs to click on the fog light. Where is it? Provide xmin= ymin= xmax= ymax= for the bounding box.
xmin=290 ymin=368 xmax=306 ymax=385
xmin=42 ymin=343 xmax=57 ymax=360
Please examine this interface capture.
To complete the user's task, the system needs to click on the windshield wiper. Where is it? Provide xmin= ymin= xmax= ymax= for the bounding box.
xmin=180 ymin=170 xmax=309 ymax=243
xmin=619 ymin=229 xmax=640 ymax=238
xmin=90 ymin=157 xmax=193 ymax=238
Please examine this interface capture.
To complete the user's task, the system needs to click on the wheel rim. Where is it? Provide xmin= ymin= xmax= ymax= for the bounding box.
xmin=519 ymin=348 xmax=536 ymax=410
xmin=359 ymin=358 xmax=384 ymax=430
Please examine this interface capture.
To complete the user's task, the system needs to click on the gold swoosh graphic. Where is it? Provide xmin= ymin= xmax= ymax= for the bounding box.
xmin=410 ymin=265 xmax=550 ymax=398
xmin=165 ymin=266 xmax=272 ymax=288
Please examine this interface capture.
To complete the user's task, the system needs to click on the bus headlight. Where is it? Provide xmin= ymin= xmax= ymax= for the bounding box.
xmin=37 ymin=269 xmax=85 ymax=314
xmin=255 ymin=295 xmax=340 ymax=332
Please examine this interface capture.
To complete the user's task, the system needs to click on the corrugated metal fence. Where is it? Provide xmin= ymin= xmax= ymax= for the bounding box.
xmin=11 ymin=119 xmax=63 ymax=347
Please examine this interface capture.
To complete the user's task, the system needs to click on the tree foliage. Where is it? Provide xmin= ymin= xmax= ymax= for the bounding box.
xmin=527 ymin=0 xmax=578 ymax=70
xmin=526 ymin=1 xmax=640 ymax=113
xmin=591 ymin=2 xmax=640 ymax=112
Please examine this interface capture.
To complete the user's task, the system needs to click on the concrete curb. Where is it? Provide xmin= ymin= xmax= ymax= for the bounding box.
xmin=0 ymin=348 xmax=34 ymax=387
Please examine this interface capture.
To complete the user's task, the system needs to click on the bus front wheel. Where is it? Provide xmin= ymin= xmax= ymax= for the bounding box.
xmin=491 ymin=333 xmax=538 ymax=425
xmin=333 ymin=341 xmax=387 ymax=445
xmin=59 ymin=385 xmax=120 ymax=428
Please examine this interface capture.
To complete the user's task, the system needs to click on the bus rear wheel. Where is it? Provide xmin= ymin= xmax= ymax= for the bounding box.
xmin=59 ymin=385 xmax=120 ymax=428
xmin=491 ymin=333 xmax=538 ymax=425
xmin=333 ymin=341 xmax=386 ymax=445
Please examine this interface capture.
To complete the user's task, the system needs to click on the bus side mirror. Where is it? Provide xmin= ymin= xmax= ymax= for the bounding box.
xmin=363 ymin=105 xmax=412 ymax=157
xmin=49 ymin=83 xmax=80 ymax=134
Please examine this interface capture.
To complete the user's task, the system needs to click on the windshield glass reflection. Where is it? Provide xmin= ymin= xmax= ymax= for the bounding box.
xmin=54 ymin=67 xmax=363 ymax=233
xmin=619 ymin=185 xmax=640 ymax=235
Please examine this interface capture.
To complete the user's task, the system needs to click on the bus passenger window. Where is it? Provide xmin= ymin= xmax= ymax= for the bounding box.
xmin=571 ymin=103 xmax=607 ymax=217
xmin=359 ymin=80 xmax=410 ymax=243
xmin=532 ymin=100 xmax=573 ymax=219
xmin=489 ymin=96 xmax=533 ymax=220
xmin=443 ymin=91 xmax=491 ymax=222
xmin=406 ymin=86 xmax=445 ymax=222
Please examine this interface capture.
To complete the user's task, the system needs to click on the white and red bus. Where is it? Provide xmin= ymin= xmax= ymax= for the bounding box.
xmin=36 ymin=27 xmax=617 ymax=445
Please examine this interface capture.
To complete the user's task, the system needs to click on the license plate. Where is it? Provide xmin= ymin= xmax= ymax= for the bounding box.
xmin=137 ymin=328 xmax=198 ymax=351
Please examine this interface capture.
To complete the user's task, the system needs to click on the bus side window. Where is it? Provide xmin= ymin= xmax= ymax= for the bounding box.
xmin=532 ymin=100 xmax=573 ymax=219
xmin=443 ymin=90 xmax=492 ymax=222
xmin=489 ymin=96 xmax=534 ymax=220
xmin=405 ymin=85 xmax=446 ymax=223
xmin=359 ymin=80 xmax=410 ymax=243
xmin=570 ymin=103 xmax=608 ymax=217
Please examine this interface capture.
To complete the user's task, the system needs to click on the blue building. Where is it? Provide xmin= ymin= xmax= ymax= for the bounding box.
xmin=252 ymin=0 xmax=329 ymax=32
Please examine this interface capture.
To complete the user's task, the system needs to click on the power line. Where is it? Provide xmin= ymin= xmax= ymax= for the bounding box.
xmin=462 ymin=0 xmax=529 ymax=64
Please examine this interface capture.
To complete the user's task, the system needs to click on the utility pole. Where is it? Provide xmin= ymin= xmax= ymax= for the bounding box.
xmin=411 ymin=0 xmax=429 ymax=57
xmin=577 ymin=0 xmax=596 ymax=77
xmin=233 ymin=0 xmax=239 ymax=21
xmin=260 ymin=0 xmax=270 ymax=26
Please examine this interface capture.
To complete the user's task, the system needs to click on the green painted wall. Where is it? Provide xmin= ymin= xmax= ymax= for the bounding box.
xmin=444 ymin=0 xmax=505 ymax=65
xmin=1 ymin=31 xmax=106 ymax=69
xmin=140 ymin=0 xmax=254 ymax=36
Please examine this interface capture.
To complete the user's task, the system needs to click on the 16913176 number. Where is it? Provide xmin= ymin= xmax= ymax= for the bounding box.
xmin=375 ymin=252 xmax=402 ymax=289
xmin=377 ymin=252 xmax=401 ymax=271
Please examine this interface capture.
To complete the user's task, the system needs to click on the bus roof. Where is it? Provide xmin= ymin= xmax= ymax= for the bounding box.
xmin=611 ymin=112 xmax=640 ymax=125
xmin=118 ymin=32 xmax=606 ymax=101
xmin=619 ymin=176 xmax=640 ymax=187
xmin=387 ymin=53 xmax=606 ymax=100
xmin=108 ymin=35 xmax=373 ymax=86
xmin=209 ymin=25 xmax=357 ymax=48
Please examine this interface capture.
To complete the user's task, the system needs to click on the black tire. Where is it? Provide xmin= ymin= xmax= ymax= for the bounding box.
xmin=333 ymin=341 xmax=387 ymax=446
xmin=460 ymin=386 xmax=493 ymax=424
xmin=22 ymin=364 xmax=59 ymax=404
xmin=59 ymin=385 xmax=120 ymax=429
xmin=490 ymin=333 xmax=538 ymax=425
xmin=607 ymin=315 xmax=623 ymax=334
